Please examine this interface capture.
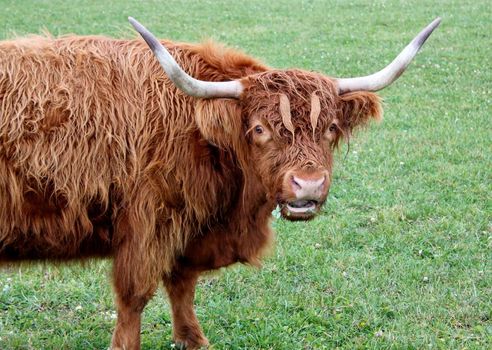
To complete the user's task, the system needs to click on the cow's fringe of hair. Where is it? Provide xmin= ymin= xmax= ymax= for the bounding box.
xmin=242 ymin=69 xmax=339 ymax=143
xmin=242 ymin=69 xmax=381 ymax=145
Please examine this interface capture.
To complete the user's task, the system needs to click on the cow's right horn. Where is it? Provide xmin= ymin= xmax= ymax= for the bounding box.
xmin=336 ymin=17 xmax=441 ymax=94
xmin=129 ymin=17 xmax=244 ymax=99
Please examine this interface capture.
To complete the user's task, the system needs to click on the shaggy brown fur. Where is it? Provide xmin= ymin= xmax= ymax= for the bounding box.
xmin=0 ymin=33 xmax=381 ymax=349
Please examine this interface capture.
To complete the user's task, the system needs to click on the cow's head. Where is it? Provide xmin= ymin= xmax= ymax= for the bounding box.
xmin=129 ymin=17 xmax=440 ymax=221
xmin=236 ymin=70 xmax=383 ymax=220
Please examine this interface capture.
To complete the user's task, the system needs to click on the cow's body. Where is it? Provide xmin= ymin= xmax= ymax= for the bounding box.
xmin=0 ymin=17 xmax=440 ymax=349
xmin=0 ymin=36 xmax=276 ymax=348
xmin=0 ymin=36 xmax=269 ymax=263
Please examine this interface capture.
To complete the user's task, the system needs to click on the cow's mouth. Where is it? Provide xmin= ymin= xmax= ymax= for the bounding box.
xmin=280 ymin=200 xmax=319 ymax=221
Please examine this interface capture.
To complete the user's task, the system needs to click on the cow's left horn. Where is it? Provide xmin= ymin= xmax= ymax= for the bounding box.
xmin=336 ymin=17 xmax=441 ymax=94
xmin=129 ymin=17 xmax=244 ymax=99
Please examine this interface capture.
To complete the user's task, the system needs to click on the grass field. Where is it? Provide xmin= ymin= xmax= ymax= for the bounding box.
xmin=0 ymin=0 xmax=490 ymax=349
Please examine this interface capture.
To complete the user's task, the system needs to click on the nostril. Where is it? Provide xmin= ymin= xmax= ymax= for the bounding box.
xmin=309 ymin=176 xmax=326 ymax=193
xmin=291 ymin=176 xmax=302 ymax=190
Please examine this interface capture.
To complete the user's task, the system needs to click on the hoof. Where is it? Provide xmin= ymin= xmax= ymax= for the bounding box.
xmin=174 ymin=338 xmax=209 ymax=350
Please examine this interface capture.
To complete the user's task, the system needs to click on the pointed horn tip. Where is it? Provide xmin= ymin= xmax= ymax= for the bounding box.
xmin=128 ymin=16 xmax=137 ymax=26
xmin=414 ymin=17 xmax=442 ymax=48
xmin=428 ymin=17 xmax=442 ymax=32
xmin=128 ymin=16 xmax=150 ymax=37
xmin=128 ymin=17 xmax=143 ymax=31
xmin=422 ymin=17 xmax=442 ymax=36
xmin=127 ymin=17 xmax=160 ymax=52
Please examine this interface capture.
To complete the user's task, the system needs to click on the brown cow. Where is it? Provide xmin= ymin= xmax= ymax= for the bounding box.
xmin=0 ymin=17 xmax=440 ymax=349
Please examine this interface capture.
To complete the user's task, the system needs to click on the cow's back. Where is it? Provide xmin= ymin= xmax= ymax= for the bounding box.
xmin=0 ymin=36 xmax=144 ymax=260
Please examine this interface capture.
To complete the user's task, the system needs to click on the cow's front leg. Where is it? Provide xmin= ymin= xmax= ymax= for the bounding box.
xmin=163 ymin=270 xmax=208 ymax=349
xmin=110 ymin=231 xmax=159 ymax=349
xmin=111 ymin=291 xmax=153 ymax=350
xmin=111 ymin=261 xmax=157 ymax=349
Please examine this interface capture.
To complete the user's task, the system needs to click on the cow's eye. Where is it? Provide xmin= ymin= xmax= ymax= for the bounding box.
xmin=324 ymin=121 xmax=339 ymax=142
xmin=251 ymin=123 xmax=271 ymax=146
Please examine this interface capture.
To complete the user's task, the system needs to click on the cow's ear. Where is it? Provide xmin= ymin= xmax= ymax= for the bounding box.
xmin=195 ymin=99 xmax=242 ymax=148
xmin=339 ymin=91 xmax=382 ymax=132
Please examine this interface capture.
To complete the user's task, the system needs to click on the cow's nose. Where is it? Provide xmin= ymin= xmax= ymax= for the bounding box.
xmin=291 ymin=175 xmax=326 ymax=200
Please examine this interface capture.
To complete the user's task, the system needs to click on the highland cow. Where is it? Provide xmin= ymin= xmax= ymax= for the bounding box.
xmin=0 ymin=17 xmax=440 ymax=349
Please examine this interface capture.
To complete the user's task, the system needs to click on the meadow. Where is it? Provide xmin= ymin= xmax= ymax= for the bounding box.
xmin=0 ymin=0 xmax=490 ymax=349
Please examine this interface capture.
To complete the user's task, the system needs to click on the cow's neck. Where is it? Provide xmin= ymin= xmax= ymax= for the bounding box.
xmin=176 ymin=157 xmax=275 ymax=271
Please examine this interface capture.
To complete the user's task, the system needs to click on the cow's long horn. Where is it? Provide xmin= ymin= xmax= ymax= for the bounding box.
xmin=336 ymin=17 xmax=441 ymax=94
xmin=129 ymin=17 xmax=243 ymax=99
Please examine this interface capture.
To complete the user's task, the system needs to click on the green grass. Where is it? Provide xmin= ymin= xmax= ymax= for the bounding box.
xmin=0 ymin=0 xmax=490 ymax=349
